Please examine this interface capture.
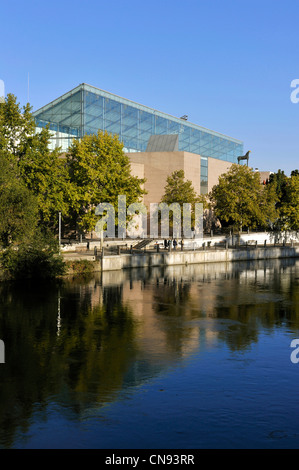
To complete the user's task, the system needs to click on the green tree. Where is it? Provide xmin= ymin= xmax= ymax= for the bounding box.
xmin=1 ymin=229 xmax=65 ymax=280
xmin=280 ymin=175 xmax=299 ymax=230
xmin=161 ymin=169 xmax=199 ymax=205
xmin=0 ymin=155 xmax=38 ymax=247
xmin=0 ymin=93 xmax=76 ymax=232
xmin=0 ymin=154 xmax=65 ymax=279
xmin=266 ymin=169 xmax=299 ymax=229
xmin=18 ymin=126 xmax=77 ymax=228
xmin=267 ymin=169 xmax=289 ymax=224
xmin=261 ymin=180 xmax=279 ymax=228
xmin=0 ymin=94 xmax=35 ymax=161
xmin=0 ymin=94 xmax=66 ymax=279
xmin=160 ymin=169 xmax=200 ymax=235
xmin=209 ymin=164 xmax=277 ymax=232
xmin=268 ymin=169 xmax=288 ymax=197
xmin=67 ymin=130 xmax=146 ymax=233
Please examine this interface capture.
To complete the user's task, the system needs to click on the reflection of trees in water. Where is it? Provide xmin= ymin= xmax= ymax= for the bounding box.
xmin=150 ymin=260 xmax=299 ymax=354
xmin=58 ymin=283 xmax=138 ymax=409
xmin=1 ymin=260 xmax=299 ymax=446
xmin=151 ymin=276 xmax=200 ymax=355
xmin=153 ymin=276 xmax=192 ymax=315
xmin=0 ymin=280 xmax=62 ymax=448
xmin=0 ymin=279 xmax=138 ymax=448
xmin=212 ymin=262 xmax=299 ymax=351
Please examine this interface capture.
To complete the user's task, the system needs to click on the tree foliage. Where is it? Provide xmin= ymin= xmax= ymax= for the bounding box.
xmin=1 ymin=94 xmax=147 ymax=241
xmin=67 ymin=130 xmax=146 ymax=232
xmin=0 ymin=94 xmax=75 ymax=229
xmin=160 ymin=169 xmax=200 ymax=234
xmin=0 ymin=95 xmax=65 ymax=279
xmin=267 ymin=169 xmax=299 ymax=230
xmin=209 ymin=164 xmax=278 ymax=231
xmin=161 ymin=169 xmax=199 ymax=205
xmin=1 ymin=230 xmax=65 ymax=280
xmin=268 ymin=170 xmax=289 ymax=213
xmin=0 ymin=93 xmax=35 ymax=160
xmin=0 ymin=154 xmax=38 ymax=247
xmin=279 ymin=175 xmax=299 ymax=230
xmin=18 ymin=126 xmax=76 ymax=227
xmin=0 ymin=152 xmax=65 ymax=280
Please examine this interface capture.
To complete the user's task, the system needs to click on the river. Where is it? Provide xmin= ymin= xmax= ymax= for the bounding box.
xmin=0 ymin=258 xmax=299 ymax=449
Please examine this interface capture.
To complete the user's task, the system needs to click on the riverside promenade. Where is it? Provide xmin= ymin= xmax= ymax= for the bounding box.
xmin=62 ymin=232 xmax=299 ymax=272
xmin=99 ymin=245 xmax=299 ymax=271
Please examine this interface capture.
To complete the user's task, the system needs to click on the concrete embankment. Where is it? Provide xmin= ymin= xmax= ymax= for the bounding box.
xmin=100 ymin=246 xmax=299 ymax=271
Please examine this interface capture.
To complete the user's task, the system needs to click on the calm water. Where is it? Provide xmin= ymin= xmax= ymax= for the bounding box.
xmin=1 ymin=258 xmax=299 ymax=449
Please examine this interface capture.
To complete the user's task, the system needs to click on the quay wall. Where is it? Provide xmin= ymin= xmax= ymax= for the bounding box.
xmin=101 ymin=246 xmax=299 ymax=271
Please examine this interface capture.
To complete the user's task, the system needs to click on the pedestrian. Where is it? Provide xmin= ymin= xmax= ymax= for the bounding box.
xmin=173 ymin=239 xmax=177 ymax=250
xmin=164 ymin=239 xmax=168 ymax=250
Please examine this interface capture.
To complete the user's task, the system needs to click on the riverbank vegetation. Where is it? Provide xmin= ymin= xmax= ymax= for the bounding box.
xmin=0 ymin=94 xmax=145 ymax=280
xmin=162 ymin=164 xmax=299 ymax=234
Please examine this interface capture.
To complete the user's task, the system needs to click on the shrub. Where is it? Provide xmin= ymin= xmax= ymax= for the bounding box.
xmin=66 ymin=259 xmax=95 ymax=275
xmin=0 ymin=231 xmax=66 ymax=280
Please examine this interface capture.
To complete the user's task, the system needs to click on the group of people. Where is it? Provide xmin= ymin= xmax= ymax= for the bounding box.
xmin=163 ymin=239 xmax=184 ymax=250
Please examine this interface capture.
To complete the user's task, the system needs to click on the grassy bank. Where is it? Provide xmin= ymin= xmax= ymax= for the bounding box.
xmin=64 ymin=259 xmax=100 ymax=276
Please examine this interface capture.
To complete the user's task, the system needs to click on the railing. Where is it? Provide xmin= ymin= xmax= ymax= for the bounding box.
xmin=89 ymin=239 xmax=299 ymax=260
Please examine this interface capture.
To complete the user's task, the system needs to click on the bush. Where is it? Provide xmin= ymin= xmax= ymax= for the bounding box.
xmin=66 ymin=259 xmax=95 ymax=275
xmin=0 ymin=231 xmax=66 ymax=280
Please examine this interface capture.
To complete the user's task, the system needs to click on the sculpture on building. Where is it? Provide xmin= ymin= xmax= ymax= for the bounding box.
xmin=237 ymin=150 xmax=251 ymax=166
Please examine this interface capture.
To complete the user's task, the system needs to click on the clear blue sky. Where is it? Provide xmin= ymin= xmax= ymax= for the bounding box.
xmin=1 ymin=0 xmax=298 ymax=175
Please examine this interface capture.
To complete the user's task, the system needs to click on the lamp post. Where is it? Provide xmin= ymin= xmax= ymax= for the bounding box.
xmin=58 ymin=211 xmax=61 ymax=248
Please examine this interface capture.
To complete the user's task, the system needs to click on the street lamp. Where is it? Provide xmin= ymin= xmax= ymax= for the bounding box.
xmin=58 ymin=211 xmax=61 ymax=247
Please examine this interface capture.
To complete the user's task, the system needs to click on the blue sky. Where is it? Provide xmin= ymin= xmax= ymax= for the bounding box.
xmin=1 ymin=0 xmax=298 ymax=175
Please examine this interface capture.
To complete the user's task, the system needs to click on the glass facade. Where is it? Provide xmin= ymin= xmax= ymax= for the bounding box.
xmin=33 ymin=83 xmax=243 ymax=161
xmin=200 ymin=157 xmax=208 ymax=194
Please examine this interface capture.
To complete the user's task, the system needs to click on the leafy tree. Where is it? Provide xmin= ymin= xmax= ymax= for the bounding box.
xmin=160 ymin=169 xmax=200 ymax=236
xmin=209 ymin=164 xmax=277 ymax=231
xmin=267 ymin=169 xmax=299 ymax=229
xmin=0 ymin=94 xmax=66 ymax=279
xmin=261 ymin=180 xmax=279 ymax=229
xmin=280 ymin=175 xmax=299 ymax=230
xmin=161 ymin=169 xmax=199 ymax=205
xmin=0 ymin=94 xmax=76 ymax=231
xmin=267 ymin=169 xmax=289 ymax=218
xmin=18 ymin=126 xmax=77 ymax=228
xmin=0 ymin=155 xmax=38 ymax=247
xmin=0 ymin=93 xmax=35 ymax=161
xmin=1 ymin=229 xmax=65 ymax=280
xmin=67 ymin=130 xmax=146 ymax=233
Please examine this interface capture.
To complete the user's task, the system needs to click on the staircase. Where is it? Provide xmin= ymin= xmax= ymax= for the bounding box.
xmin=133 ymin=239 xmax=152 ymax=250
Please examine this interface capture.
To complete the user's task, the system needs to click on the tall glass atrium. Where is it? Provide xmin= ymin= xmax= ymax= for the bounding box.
xmin=33 ymin=83 xmax=243 ymax=162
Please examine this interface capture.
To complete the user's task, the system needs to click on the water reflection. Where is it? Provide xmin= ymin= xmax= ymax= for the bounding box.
xmin=0 ymin=258 xmax=299 ymax=448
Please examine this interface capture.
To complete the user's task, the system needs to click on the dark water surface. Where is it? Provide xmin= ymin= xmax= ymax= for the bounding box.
xmin=1 ymin=258 xmax=299 ymax=449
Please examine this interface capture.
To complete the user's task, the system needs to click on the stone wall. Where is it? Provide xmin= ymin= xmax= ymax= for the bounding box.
xmin=101 ymin=246 xmax=299 ymax=271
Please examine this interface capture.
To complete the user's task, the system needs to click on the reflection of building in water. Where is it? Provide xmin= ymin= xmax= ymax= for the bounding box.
xmin=62 ymin=258 xmax=299 ymax=392
xmin=2 ymin=258 xmax=299 ymax=444
xmin=99 ymin=263 xmax=240 ymax=374
xmin=238 ymin=258 xmax=299 ymax=295
xmin=123 ymin=279 xmax=201 ymax=363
